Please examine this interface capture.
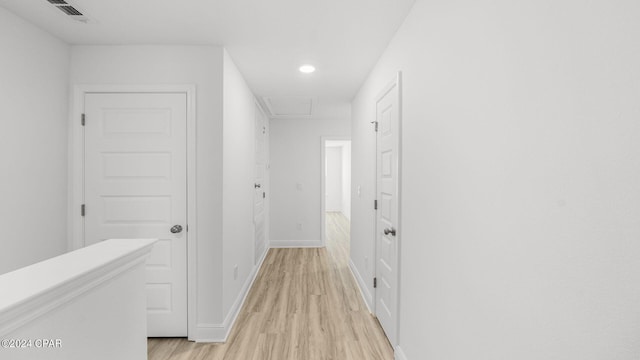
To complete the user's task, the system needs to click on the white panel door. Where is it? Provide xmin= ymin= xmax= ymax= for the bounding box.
xmin=253 ymin=103 xmax=267 ymax=264
xmin=84 ymin=93 xmax=187 ymax=337
xmin=375 ymin=75 xmax=401 ymax=345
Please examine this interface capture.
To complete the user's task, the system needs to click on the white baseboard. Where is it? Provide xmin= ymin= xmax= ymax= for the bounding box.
xmin=348 ymin=259 xmax=373 ymax=313
xmin=395 ymin=345 xmax=408 ymax=360
xmin=270 ymin=239 xmax=323 ymax=248
xmin=193 ymin=323 xmax=226 ymax=342
xmin=192 ymin=248 xmax=269 ymax=342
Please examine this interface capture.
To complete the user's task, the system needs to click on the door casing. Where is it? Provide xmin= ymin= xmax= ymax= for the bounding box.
xmin=69 ymin=84 xmax=197 ymax=340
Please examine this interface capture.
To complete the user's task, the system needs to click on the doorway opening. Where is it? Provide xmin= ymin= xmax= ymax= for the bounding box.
xmin=321 ymin=138 xmax=351 ymax=262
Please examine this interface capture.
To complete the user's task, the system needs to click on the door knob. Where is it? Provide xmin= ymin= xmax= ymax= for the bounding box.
xmin=383 ymin=227 xmax=396 ymax=236
xmin=255 ymin=183 xmax=261 ymax=188
xmin=170 ymin=225 xmax=183 ymax=234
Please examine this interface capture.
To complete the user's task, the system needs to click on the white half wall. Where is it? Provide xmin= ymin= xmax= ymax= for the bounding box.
xmin=0 ymin=239 xmax=154 ymax=360
xmin=269 ymin=118 xmax=350 ymax=245
xmin=0 ymin=7 xmax=70 ymax=275
xmin=70 ymin=45 xmax=225 ymax=330
xmin=352 ymin=1 xmax=640 ymax=359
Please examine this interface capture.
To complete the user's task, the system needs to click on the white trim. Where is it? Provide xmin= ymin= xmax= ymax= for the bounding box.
xmin=185 ymin=86 xmax=198 ymax=342
xmin=270 ymin=240 xmax=324 ymax=248
xmin=320 ymin=136 xmax=351 ymax=247
xmin=395 ymin=345 xmax=408 ymax=360
xmin=192 ymin=248 xmax=268 ymax=342
xmin=349 ymin=259 xmax=373 ymax=313
xmin=0 ymin=239 xmax=155 ymax=337
xmin=68 ymin=84 xmax=198 ymax=340
xmin=68 ymin=85 xmax=84 ymax=252
xmin=193 ymin=323 xmax=227 ymax=343
xmin=396 ymin=71 xmax=404 ymax=349
xmin=320 ymin=139 xmax=326 ymax=245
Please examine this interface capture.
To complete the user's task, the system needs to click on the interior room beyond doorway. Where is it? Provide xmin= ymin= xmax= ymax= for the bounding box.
xmin=323 ymin=139 xmax=352 ymax=250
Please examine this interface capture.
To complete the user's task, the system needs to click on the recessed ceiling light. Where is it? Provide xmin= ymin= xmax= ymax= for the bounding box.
xmin=299 ymin=65 xmax=316 ymax=74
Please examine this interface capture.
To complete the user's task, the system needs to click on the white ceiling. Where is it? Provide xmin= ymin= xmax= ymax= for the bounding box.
xmin=0 ymin=0 xmax=415 ymax=119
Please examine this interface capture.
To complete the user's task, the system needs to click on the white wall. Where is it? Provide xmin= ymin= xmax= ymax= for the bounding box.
xmin=325 ymin=146 xmax=343 ymax=212
xmin=270 ymin=118 xmax=350 ymax=246
xmin=70 ymin=45 xmax=225 ymax=330
xmin=221 ymin=50 xmax=261 ymax=317
xmin=0 ymin=7 xmax=70 ymax=275
xmin=256 ymin=104 xmax=271 ymax=257
xmin=351 ymin=1 xmax=640 ymax=359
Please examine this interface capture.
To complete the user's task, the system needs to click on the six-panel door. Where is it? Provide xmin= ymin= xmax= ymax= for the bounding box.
xmin=375 ymin=78 xmax=400 ymax=345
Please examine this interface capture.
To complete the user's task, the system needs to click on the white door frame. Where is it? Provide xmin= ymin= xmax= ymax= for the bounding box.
xmin=373 ymin=72 xmax=402 ymax=346
xmin=320 ymin=136 xmax=351 ymax=246
xmin=68 ymin=84 xmax=197 ymax=340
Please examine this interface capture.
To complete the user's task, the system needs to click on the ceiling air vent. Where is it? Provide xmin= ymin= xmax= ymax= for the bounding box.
xmin=46 ymin=0 xmax=92 ymax=23
xmin=57 ymin=5 xmax=83 ymax=16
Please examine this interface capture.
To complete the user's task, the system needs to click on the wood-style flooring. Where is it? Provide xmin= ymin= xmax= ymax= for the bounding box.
xmin=148 ymin=212 xmax=393 ymax=360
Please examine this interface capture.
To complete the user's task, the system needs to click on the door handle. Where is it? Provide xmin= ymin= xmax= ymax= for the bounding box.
xmin=383 ymin=227 xmax=396 ymax=236
xmin=254 ymin=183 xmax=261 ymax=189
xmin=170 ymin=225 xmax=183 ymax=234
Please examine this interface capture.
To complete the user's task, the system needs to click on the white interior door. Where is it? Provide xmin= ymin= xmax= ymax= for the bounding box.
xmin=253 ymin=103 xmax=267 ymax=264
xmin=84 ymin=92 xmax=188 ymax=337
xmin=375 ymin=75 xmax=401 ymax=345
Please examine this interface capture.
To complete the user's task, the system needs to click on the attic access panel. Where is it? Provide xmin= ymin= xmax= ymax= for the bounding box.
xmin=262 ymin=96 xmax=315 ymax=118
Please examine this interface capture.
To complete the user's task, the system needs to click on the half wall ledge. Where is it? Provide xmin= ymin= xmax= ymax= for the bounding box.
xmin=0 ymin=238 xmax=156 ymax=360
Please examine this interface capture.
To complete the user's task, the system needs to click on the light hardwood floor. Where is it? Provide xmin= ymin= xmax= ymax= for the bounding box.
xmin=148 ymin=212 xmax=393 ymax=360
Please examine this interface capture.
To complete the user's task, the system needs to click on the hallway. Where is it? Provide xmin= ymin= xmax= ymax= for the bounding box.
xmin=147 ymin=212 xmax=393 ymax=360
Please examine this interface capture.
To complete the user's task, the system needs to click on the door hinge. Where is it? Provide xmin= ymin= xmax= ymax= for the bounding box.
xmin=81 ymin=113 xmax=85 ymax=126
xmin=263 ymin=192 xmax=266 ymax=199
xmin=373 ymin=277 xmax=377 ymax=288
xmin=374 ymin=200 xmax=378 ymax=210
xmin=81 ymin=204 xmax=85 ymax=217
xmin=375 ymin=122 xmax=378 ymax=132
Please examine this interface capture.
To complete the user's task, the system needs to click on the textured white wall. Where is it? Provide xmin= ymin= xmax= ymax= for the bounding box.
xmin=352 ymin=0 xmax=640 ymax=359
xmin=70 ymin=45 xmax=225 ymax=327
xmin=222 ymin=49 xmax=260 ymax=316
xmin=270 ymin=118 xmax=350 ymax=245
xmin=0 ymin=7 xmax=70 ymax=275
